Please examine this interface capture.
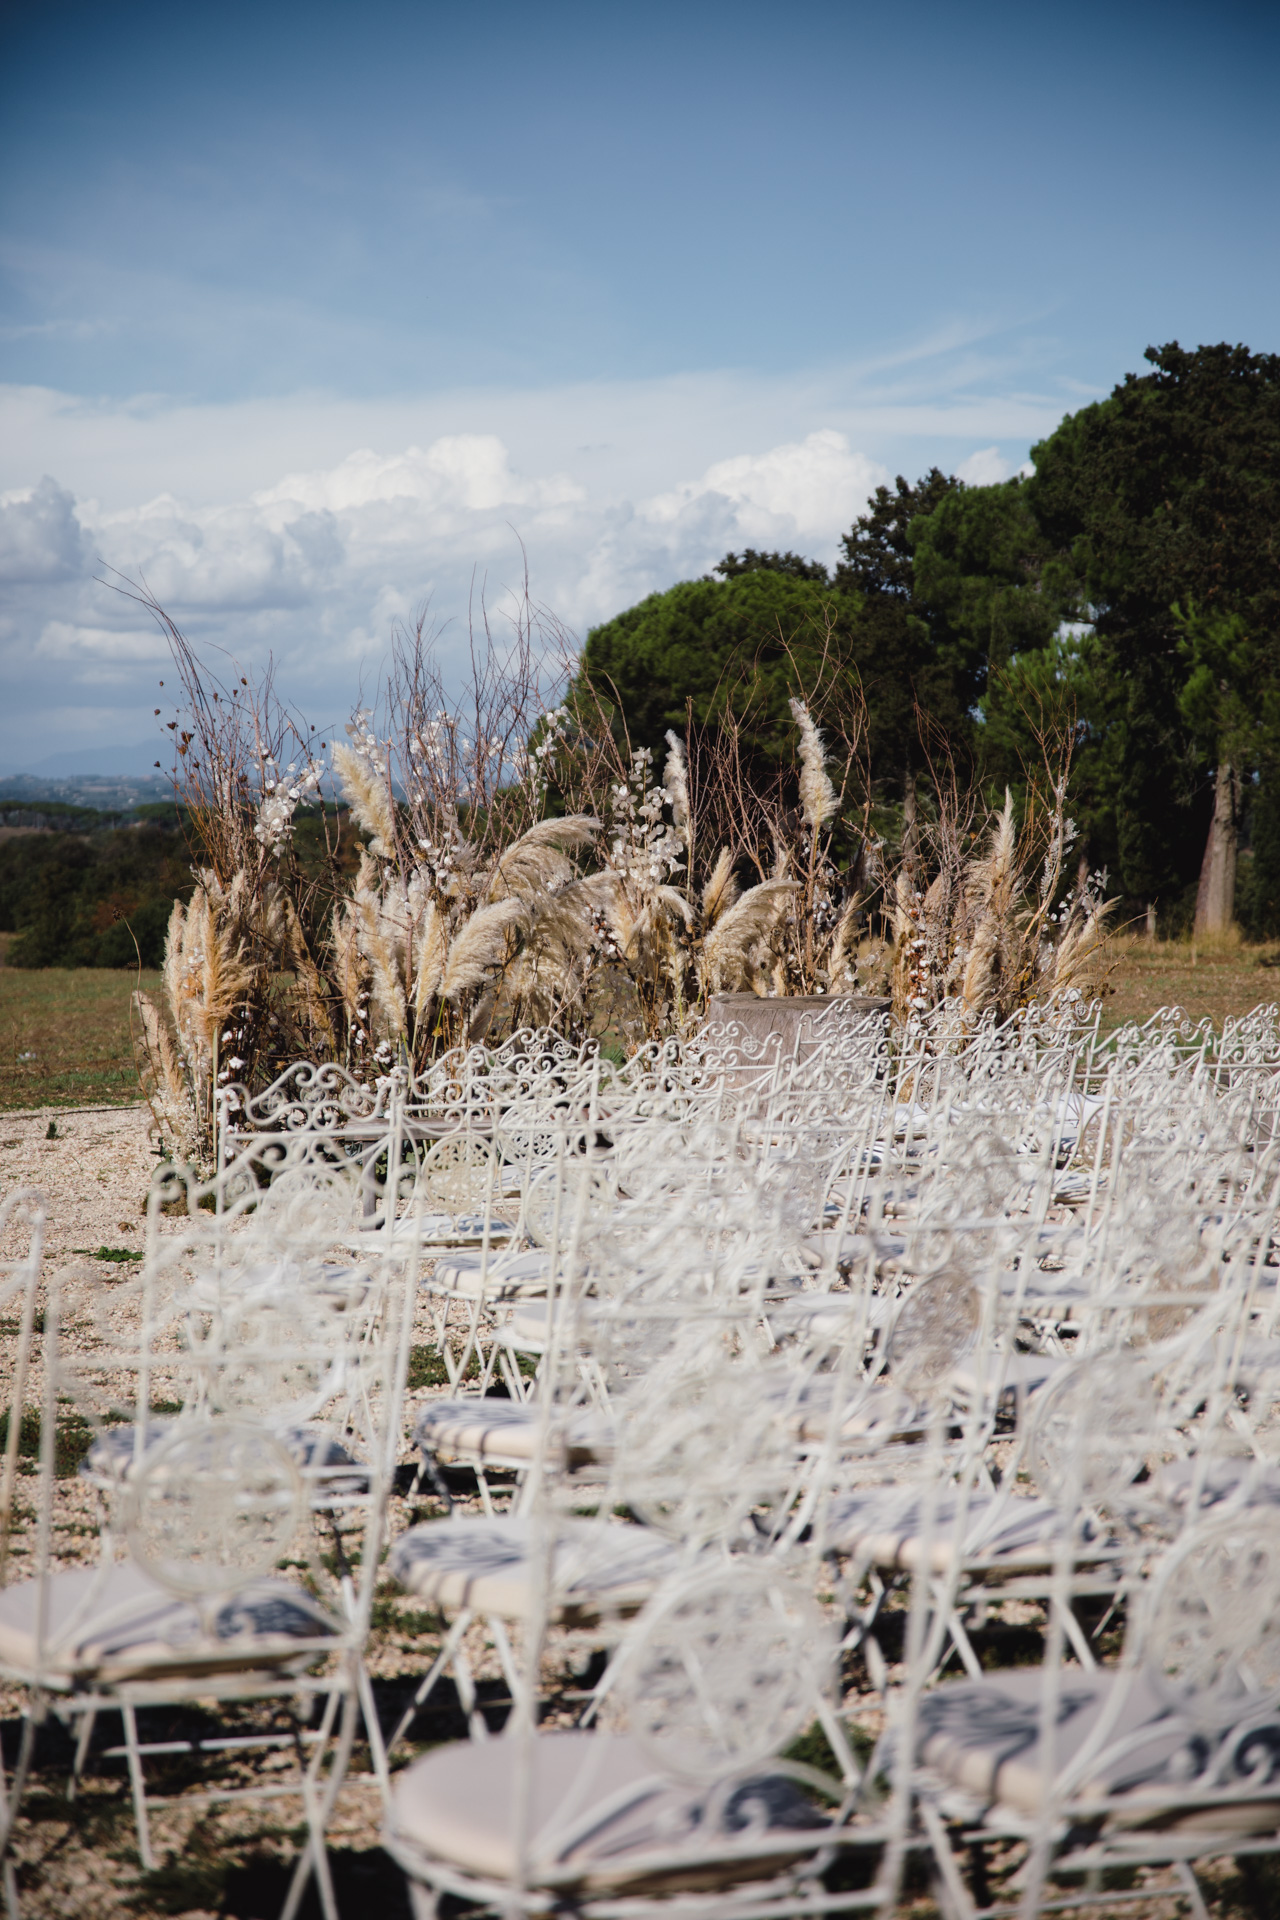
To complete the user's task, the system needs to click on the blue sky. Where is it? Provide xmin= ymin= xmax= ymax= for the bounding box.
xmin=1 ymin=0 xmax=1277 ymax=765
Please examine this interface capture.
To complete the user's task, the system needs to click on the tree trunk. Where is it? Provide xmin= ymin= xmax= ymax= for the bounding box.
xmin=902 ymin=767 xmax=919 ymax=880
xmin=1194 ymin=761 xmax=1239 ymax=935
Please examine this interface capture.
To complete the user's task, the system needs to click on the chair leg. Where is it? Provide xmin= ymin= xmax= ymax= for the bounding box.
xmin=121 ymin=1704 xmax=155 ymax=1872
xmin=0 ymin=1710 xmax=35 ymax=1860
xmin=941 ymin=1603 xmax=985 ymax=1681
xmin=280 ymin=1688 xmax=357 ymax=1920
xmin=0 ymin=1704 xmax=36 ymax=1912
xmin=389 ymin=1610 xmax=475 ymax=1750
xmin=919 ymin=1799 xmax=979 ymax=1920
xmin=355 ymin=1656 xmax=390 ymax=1800
xmin=452 ymin=1644 xmax=488 ymax=1741
xmin=1174 ymin=1861 xmax=1211 ymax=1920
xmin=813 ymin=1695 xmax=862 ymax=1787
xmin=489 ymin=1615 xmax=525 ymax=1722
xmin=1061 ymin=1602 xmax=1098 ymax=1671
xmin=67 ymin=1705 xmax=96 ymax=1802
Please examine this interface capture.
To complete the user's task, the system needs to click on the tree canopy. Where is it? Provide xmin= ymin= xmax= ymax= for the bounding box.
xmin=576 ymin=567 xmax=854 ymax=774
xmin=1025 ymin=341 xmax=1280 ymax=923
xmin=575 ymin=342 xmax=1280 ymax=931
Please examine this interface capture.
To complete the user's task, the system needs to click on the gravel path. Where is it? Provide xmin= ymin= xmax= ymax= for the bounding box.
xmin=0 ymin=1102 xmax=158 ymax=1267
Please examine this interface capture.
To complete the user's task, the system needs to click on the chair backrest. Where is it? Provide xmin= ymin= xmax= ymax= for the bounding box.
xmin=124 ymin=1420 xmax=304 ymax=1598
xmin=1140 ymin=1509 xmax=1280 ymax=1730
xmin=612 ymin=1558 xmax=835 ymax=1784
xmin=58 ymin=1131 xmax=417 ymax=1642
xmin=415 ymin=1132 xmax=500 ymax=1218
xmin=1027 ymin=1354 xmax=1160 ymax=1518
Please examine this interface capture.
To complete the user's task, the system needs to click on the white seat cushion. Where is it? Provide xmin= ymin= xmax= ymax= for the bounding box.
xmin=427 ymin=1249 xmax=550 ymax=1301
xmin=948 ymin=1350 xmax=1064 ymax=1409
xmin=387 ymin=1729 xmax=830 ymax=1891
xmin=0 ymin=1560 xmax=338 ymax=1687
xmin=412 ymin=1398 xmax=611 ymax=1468
xmin=1154 ymin=1458 xmax=1280 ymax=1515
xmin=392 ymin=1213 xmax=516 ymax=1248
xmin=792 ymin=1383 xmax=926 ymax=1447
xmin=83 ymin=1422 xmax=368 ymax=1503
xmin=390 ymin=1515 xmax=678 ymax=1620
xmin=917 ymin=1666 xmax=1280 ymax=1834
xmin=825 ymin=1485 xmax=1111 ymax=1573
xmin=184 ymin=1258 xmax=369 ymax=1312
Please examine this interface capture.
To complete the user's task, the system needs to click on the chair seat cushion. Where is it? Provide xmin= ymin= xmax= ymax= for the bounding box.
xmin=825 ymin=1486 xmax=1111 ymax=1573
xmin=82 ymin=1422 xmax=369 ymax=1503
xmin=390 ymin=1515 xmax=678 ymax=1620
xmin=412 ymin=1398 xmax=611 ymax=1467
xmin=791 ymin=1383 xmax=925 ymax=1447
xmin=392 ymin=1214 xmax=516 ymax=1248
xmin=916 ymin=1666 xmax=1280 ymax=1834
xmin=0 ymin=1560 xmax=338 ymax=1687
xmin=386 ymin=1729 xmax=830 ymax=1892
xmin=1154 ymin=1458 xmax=1280 ymax=1516
xmin=184 ymin=1259 xmax=368 ymax=1312
xmin=427 ymin=1250 xmax=550 ymax=1300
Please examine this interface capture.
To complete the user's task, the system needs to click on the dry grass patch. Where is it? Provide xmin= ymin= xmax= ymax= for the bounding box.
xmin=0 ymin=937 xmax=161 ymax=1111
xmin=4 ymin=925 xmax=1280 ymax=1122
xmin=1102 ymin=932 xmax=1280 ymax=1033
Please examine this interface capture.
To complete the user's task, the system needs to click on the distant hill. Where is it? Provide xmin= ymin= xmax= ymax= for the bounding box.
xmin=0 ymin=740 xmax=165 ymax=779
xmin=0 ymin=772 xmax=173 ymax=811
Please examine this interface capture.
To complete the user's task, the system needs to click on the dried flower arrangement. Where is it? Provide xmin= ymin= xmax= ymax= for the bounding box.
xmin=124 ymin=580 xmax=1112 ymax=1160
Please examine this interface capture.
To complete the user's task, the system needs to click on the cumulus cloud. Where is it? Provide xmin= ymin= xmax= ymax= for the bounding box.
xmin=35 ymin=620 xmax=167 ymax=662
xmin=647 ymin=430 xmax=884 ymax=553
xmin=0 ymin=426 xmax=889 ymax=760
xmin=0 ymin=475 xmax=90 ymax=582
xmin=955 ymin=444 xmax=1036 ymax=486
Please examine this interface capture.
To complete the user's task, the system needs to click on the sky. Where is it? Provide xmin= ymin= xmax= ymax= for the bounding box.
xmin=1 ymin=0 xmax=1277 ymax=768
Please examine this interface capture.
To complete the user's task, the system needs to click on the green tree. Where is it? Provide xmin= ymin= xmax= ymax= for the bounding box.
xmin=713 ymin=549 xmax=831 ymax=582
xmin=910 ymin=478 xmax=1065 ymax=684
xmin=577 ymin=566 xmax=855 ymax=772
xmin=1027 ymin=342 xmax=1280 ymax=929
xmin=832 ymin=469 xmax=974 ymax=857
xmin=0 ymin=819 xmax=194 ymax=966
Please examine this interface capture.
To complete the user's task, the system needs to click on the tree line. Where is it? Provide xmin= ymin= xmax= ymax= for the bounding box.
xmin=577 ymin=342 xmax=1280 ymax=937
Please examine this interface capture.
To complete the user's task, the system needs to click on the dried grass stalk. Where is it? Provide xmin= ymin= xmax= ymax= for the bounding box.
xmin=332 ymin=742 xmax=398 ymax=861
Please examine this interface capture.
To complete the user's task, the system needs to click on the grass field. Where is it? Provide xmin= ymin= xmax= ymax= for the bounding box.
xmin=0 ymin=934 xmax=161 ymax=1110
xmin=2 ymin=930 xmax=1280 ymax=1113
xmin=1099 ymin=932 xmax=1280 ymax=1034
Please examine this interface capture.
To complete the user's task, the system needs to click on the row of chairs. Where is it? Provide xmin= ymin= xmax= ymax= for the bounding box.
xmin=6 ymin=998 xmax=1280 ymax=1917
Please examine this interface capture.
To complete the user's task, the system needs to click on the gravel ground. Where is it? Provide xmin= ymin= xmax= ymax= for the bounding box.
xmin=0 ymin=1102 xmax=160 ymax=1266
xmin=0 ymin=1104 xmax=648 ymax=1918
xmin=0 ymin=1104 xmax=1266 ymax=1919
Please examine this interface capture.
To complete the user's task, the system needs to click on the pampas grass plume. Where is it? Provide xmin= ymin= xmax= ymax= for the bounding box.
xmin=789 ymin=698 xmax=838 ymax=830
xmin=441 ymin=898 xmax=528 ymax=1002
xmin=701 ymin=878 xmax=796 ymax=992
xmin=333 ymin=742 xmax=397 ymax=860
xmin=701 ymin=847 xmax=740 ymax=927
xmin=663 ymin=731 xmax=691 ymax=849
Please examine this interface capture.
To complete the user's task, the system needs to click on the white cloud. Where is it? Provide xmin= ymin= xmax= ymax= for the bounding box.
xmin=0 ymin=369 xmax=1066 ymax=516
xmin=255 ymin=437 xmax=583 ymax=520
xmin=953 ymin=446 xmax=1038 ymax=487
xmin=35 ymin=620 xmax=168 ymax=662
xmin=646 ymin=430 xmax=884 ymax=553
xmin=0 ymin=475 xmax=89 ymax=582
xmin=956 ymin=445 xmax=1014 ymax=486
xmin=0 ymin=423 xmax=896 ymax=759
xmin=0 ymin=348 xmax=1081 ymax=763
xmin=83 ymin=426 xmax=887 ymax=636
